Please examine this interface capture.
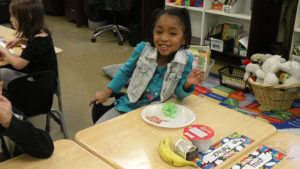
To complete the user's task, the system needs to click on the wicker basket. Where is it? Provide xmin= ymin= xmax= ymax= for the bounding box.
xmin=248 ymin=78 xmax=300 ymax=110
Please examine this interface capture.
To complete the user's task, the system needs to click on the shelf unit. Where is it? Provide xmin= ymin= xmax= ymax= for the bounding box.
xmin=165 ymin=0 xmax=251 ymax=46
xmin=290 ymin=0 xmax=300 ymax=61
xmin=205 ymin=9 xmax=251 ymax=20
xmin=165 ymin=0 xmax=283 ymax=61
xmin=165 ymin=3 xmax=204 ymax=12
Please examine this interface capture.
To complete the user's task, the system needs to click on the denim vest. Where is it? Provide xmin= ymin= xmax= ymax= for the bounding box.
xmin=127 ymin=43 xmax=189 ymax=103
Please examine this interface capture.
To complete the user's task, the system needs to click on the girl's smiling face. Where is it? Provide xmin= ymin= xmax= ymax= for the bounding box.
xmin=153 ymin=14 xmax=186 ymax=57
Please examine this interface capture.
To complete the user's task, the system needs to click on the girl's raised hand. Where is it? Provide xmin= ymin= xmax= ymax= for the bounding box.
xmin=185 ymin=69 xmax=205 ymax=87
xmin=89 ymin=88 xmax=113 ymax=106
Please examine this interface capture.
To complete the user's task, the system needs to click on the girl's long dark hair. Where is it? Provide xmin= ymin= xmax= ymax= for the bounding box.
xmin=146 ymin=8 xmax=192 ymax=49
xmin=10 ymin=0 xmax=50 ymax=39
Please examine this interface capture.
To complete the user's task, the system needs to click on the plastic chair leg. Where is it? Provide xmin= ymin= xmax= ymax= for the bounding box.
xmin=0 ymin=136 xmax=11 ymax=160
xmin=93 ymin=25 xmax=114 ymax=37
xmin=94 ymin=24 xmax=113 ymax=32
xmin=56 ymin=78 xmax=64 ymax=114
xmin=118 ymin=25 xmax=130 ymax=32
xmin=114 ymin=25 xmax=124 ymax=42
xmin=46 ymin=112 xmax=51 ymax=133
xmin=51 ymin=109 xmax=69 ymax=139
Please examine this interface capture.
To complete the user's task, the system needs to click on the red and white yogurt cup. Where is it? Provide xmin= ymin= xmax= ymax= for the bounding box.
xmin=183 ymin=124 xmax=214 ymax=153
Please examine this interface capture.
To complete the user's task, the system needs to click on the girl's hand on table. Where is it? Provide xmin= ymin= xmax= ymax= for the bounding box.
xmin=6 ymin=38 xmax=22 ymax=49
xmin=0 ymin=46 xmax=9 ymax=59
xmin=89 ymin=88 xmax=113 ymax=106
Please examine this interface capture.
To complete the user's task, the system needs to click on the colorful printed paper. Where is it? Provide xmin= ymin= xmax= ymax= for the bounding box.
xmin=192 ymin=132 xmax=255 ymax=168
xmin=230 ymin=145 xmax=285 ymax=169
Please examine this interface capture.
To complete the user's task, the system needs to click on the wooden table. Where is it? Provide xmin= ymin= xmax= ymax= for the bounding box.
xmin=0 ymin=139 xmax=114 ymax=169
xmin=227 ymin=132 xmax=300 ymax=169
xmin=0 ymin=25 xmax=62 ymax=66
xmin=75 ymin=95 xmax=276 ymax=169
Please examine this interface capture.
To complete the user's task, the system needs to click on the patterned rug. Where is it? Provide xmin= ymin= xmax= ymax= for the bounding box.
xmin=193 ymin=73 xmax=300 ymax=135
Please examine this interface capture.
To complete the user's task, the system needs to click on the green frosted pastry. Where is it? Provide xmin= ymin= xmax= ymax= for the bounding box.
xmin=162 ymin=102 xmax=178 ymax=119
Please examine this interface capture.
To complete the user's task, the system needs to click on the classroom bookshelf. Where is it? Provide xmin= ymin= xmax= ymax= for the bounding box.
xmin=290 ymin=0 xmax=300 ymax=62
xmin=165 ymin=0 xmax=283 ymax=61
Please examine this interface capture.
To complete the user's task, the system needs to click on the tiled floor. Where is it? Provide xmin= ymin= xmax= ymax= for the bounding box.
xmin=2 ymin=14 xmax=232 ymax=141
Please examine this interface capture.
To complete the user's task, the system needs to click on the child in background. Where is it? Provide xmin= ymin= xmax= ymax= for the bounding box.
xmin=0 ymin=0 xmax=58 ymax=88
xmin=90 ymin=8 xmax=205 ymax=123
xmin=0 ymin=81 xmax=54 ymax=161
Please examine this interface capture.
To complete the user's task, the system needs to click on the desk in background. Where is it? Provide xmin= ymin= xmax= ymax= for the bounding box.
xmin=0 ymin=25 xmax=62 ymax=66
xmin=75 ymin=95 xmax=276 ymax=169
xmin=0 ymin=139 xmax=114 ymax=169
xmin=64 ymin=0 xmax=87 ymax=27
xmin=43 ymin=0 xmax=65 ymax=16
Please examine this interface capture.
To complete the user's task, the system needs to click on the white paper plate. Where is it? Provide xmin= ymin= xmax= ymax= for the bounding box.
xmin=141 ymin=103 xmax=195 ymax=128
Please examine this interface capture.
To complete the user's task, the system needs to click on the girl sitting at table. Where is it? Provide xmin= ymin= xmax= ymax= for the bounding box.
xmin=90 ymin=8 xmax=205 ymax=124
xmin=0 ymin=81 xmax=54 ymax=161
xmin=0 ymin=0 xmax=58 ymax=88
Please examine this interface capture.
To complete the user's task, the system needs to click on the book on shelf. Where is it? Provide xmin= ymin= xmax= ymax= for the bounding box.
xmin=189 ymin=46 xmax=211 ymax=76
xmin=205 ymin=24 xmax=223 ymax=42
xmin=205 ymin=22 xmax=246 ymax=55
xmin=221 ymin=23 xmax=243 ymax=41
xmin=233 ymin=32 xmax=248 ymax=56
xmin=169 ymin=0 xmax=203 ymax=7
xmin=211 ymin=24 xmax=223 ymax=36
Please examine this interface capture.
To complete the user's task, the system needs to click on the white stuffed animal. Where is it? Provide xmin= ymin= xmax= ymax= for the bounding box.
xmin=244 ymin=63 xmax=264 ymax=83
xmin=259 ymin=55 xmax=286 ymax=85
xmin=251 ymin=53 xmax=272 ymax=65
xmin=280 ymin=61 xmax=300 ymax=84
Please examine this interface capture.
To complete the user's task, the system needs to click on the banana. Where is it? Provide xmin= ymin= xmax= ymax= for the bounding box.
xmin=158 ymin=137 xmax=197 ymax=168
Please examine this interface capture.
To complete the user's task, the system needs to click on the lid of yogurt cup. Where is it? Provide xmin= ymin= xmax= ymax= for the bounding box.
xmin=183 ymin=124 xmax=214 ymax=141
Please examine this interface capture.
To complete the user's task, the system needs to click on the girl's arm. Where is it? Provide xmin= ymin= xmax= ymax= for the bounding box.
xmin=6 ymin=37 xmax=26 ymax=49
xmin=5 ymin=53 xmax=29 ymax=70
xmin=5 ymin=110 xmax=54 ymax=158
xmin=90 ymin=42 xmax=147 ymax=105
xmin=108 ymin=42 xmax=147 ymax=93
xmin=0 ymin=96 xmax=53 ymax=158
xmin=174 ymin=54 xmax=199 ymax=99
xmin=184 ymin=69 xmax=205 ymax=89
xmin=89 ymin=88 xmax=112 ymax=106
xmin=0 ymin=46 xmax=29 ymax=70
